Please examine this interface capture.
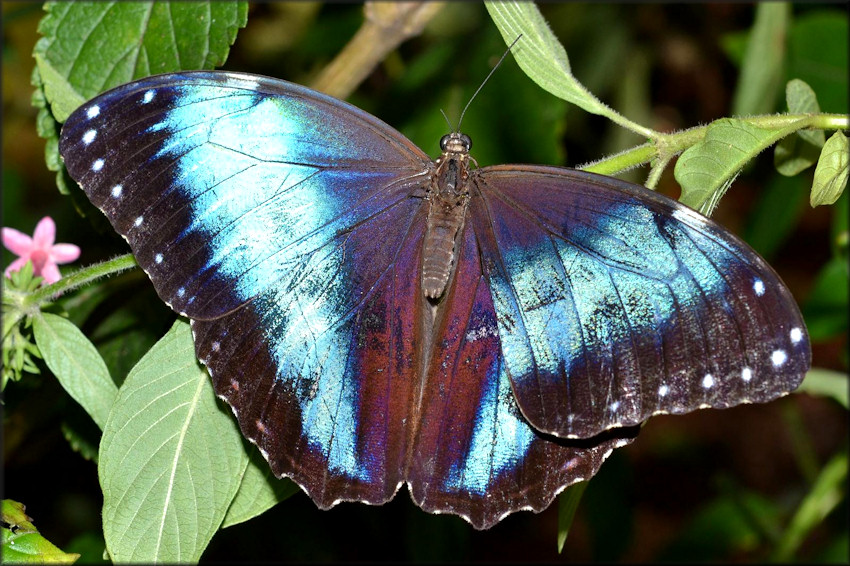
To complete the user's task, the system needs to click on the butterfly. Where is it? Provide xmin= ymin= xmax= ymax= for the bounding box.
xmin=58 ymin=71 xmax=810 ymax=530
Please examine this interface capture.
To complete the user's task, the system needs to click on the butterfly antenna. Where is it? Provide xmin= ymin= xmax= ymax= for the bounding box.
xmin=439 ymin=108 xmax=453 ymax=132
xmin=456 ymin=34 xmax=522 ymax=132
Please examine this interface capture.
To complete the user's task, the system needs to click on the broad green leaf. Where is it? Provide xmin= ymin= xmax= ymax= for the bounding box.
xmin=675 ymin=118 xmax=802 ymax=213
xmin=34 ymin=1 xmax=248 ymax=122
xmin=485 ymin=1 xmax=646 ymax=137
xmin=32 ymin=312 xmax=116 ymax=430
xmin=787 ymin=11 xmax=849 ymax=114
xmin=557 ymin=481 xmax=587 ymax=554
xmin=811 ymin=131 xmax=849 ymax=207
xmin=1 ymin=500 xmax=80 ymax=564
xmin=774 ymin=79 xmax=826 ymax=176
xmin=731 ymin=3 xmax=789 ymax=116
xmin=798 ymin=369 xmax=849 ymax=409
xmin=221 ymin=449 xmax=299 ymax=529
xmin=99 ymin=320 xmax=248 ymax=563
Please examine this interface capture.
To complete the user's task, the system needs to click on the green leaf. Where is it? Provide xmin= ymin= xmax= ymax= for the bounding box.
xmin=675 ymin=118 xmax=801 ymax=213
xmin=743 ymin=173 xmax=808 ymax=261
xmin=99 ymin=320 xmax=248 ymax=563
xmin=34 ymin=1 xmax=248 ymax=122
xmin=785 ymin=79 xmax=825 ymax=145
xmin=484 ymin=1 xmax=649 ymax=138
xmin=811 ymin=131 xmax=849 ymax=207
xmin=797 ymin=369 xmax=849 ymax=409
xmin=556 ymin=481 xmax=587 ymax=554
xmin=787 ymin=10 xmax=849 ymax=114
xmin=731 ymin=3 xmax=789 ymax=116
xmin=32 ymin=312 xmax=117 ymax=430
xmin=774 ymin=79 xmax=825 ymax=176
xmin=221 ymin=448 xmax=299 ymax=529
xmin=773 ymin=451 xmax=848 ymax=561
xmin=1 ymin=500 xmax=80 ymax=564
xmin=802 ymin=257 xmax=849 ymax=341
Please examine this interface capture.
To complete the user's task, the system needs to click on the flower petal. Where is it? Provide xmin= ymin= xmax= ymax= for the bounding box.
xmin=32 ymin=216 xmax=56 ymax=249
xmin=50 ymin=243 xmax=81 ymax=263
xmin=39 ymin=262 xmax=62 ymax=284
xmin=2 ymin=227 xmax=34 ymax=256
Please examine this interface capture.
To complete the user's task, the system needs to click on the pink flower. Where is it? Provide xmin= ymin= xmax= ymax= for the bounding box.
xmin=3 ymin=216 xmax=81 ymax=284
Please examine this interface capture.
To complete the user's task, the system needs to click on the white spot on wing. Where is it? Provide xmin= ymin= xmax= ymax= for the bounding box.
xmin=658 ymin=384 xmax=669 ymax=397
xmin=86 ymin=105 xmax=100 ymax=119
xmin=155 ymin=253 xmax=163 ymax=264
xmin=134 ymin=216 xmax=143 ymax=227
xmin=177 ymin=287 xmax=185 ymax=297
xmin=741 ymin=367 xmax=753 ymax=381
xmin=771 ymin=349 xmax=787 ymax=366
xmin=753 ymin=279 xmax=765 ymax=296
xmin=609 ymin=401 xmax=620 ymax=412
xmin=790 ymin=327 xmax=803 ymax=344
xmin=702 ymin=374 xmax=715 ymax=388
xmin=82 ymin=129 xmax=97 ymax=144
xmin=92 ymin=159 xmax=104 ymax=172
xmin=111 ymin=185 xmax=122 ymax=198
xmin=142 ymin=89 xmax=156 ymax=103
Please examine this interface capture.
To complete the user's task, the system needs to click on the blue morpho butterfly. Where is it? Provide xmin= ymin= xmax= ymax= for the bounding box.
xmin=59 ymin=69 xmax=810 ymax=530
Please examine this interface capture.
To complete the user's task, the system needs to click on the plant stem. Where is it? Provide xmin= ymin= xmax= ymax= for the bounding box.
xmin=26 ymin=254 xmax=137 ymax=307
xmin=310 ymin=2 xmax=445 ymax=99
xmin=579 ymin=113 xmax=849 ymax=179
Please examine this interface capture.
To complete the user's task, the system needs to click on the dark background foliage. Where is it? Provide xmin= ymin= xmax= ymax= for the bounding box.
xmin=3 ymin=2 xmax=847 ymax=562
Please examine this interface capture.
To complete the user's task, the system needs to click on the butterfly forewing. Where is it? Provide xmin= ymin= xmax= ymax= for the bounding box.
xmin=470 ymin=166 xmax=810 ymax=440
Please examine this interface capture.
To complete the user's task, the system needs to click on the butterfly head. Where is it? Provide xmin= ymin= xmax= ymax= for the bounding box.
xmin=439 ymin=132 xmax=472 ymax=155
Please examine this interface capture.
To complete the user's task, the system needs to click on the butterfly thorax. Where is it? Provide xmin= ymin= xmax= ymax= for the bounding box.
xmin=422 ymin=133 xmax=473 ymax=299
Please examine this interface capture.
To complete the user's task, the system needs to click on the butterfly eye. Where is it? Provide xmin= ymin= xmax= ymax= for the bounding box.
xmin=459 ymin=133 xmax=472 ymax=151
xmin=439 ymin=134 xmax=451 ymax=151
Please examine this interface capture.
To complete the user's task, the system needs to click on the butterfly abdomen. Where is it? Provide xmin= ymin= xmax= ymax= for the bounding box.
xmin=422 ymin=198 xmax=468 ymax=299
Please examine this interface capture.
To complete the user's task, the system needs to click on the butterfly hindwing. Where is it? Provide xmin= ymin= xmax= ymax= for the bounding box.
xmin=471 ymin=166 xmax=810 ymax=439
xmin=409 ymin=220 xmax=638 ymax=529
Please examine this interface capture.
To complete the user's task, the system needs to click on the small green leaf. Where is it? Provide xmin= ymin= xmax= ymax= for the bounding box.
xmin=32 ymin=312 xmax=116 ymax=430
xmin=34 ymin=1 xmax=248 ymax=121
xmin=774 ymin=79 xmax=826 ymax=176
xmin=557 ymin=481 xmax=587 ymax=553
xmin=221 ymin=448 xmax=299 ymax=529
xmin=731 ymin=3 xmax=789 ymax=116
xmin=811 ymin=131 xmax=849 ymax=207
xmin=797 ymin=369 xmax=849 ymax=409
xmin=2 ymin=500 xmax=80 ymax=564
xmin=785 ymin=79 xmax=825 ymax=144
xmin=99 ymin=320 xmax=248 ymax=563
xmin=675 ymin=118 xmax=800 ymax=213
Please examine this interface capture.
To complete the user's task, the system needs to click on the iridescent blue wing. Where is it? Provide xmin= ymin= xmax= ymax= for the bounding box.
xmin=470 ymin=166 xmax=810 ymax=440
xmin=408 ymin=220 xmax=637 ymax=530
xmin=59 ymin=71 xmax=433 ymax=506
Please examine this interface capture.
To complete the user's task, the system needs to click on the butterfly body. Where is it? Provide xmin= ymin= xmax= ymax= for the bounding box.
xmin=59 ymin=71 xmax=809 ymax=529
xmin=423 ymin=132 xmax=473 ymax=299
